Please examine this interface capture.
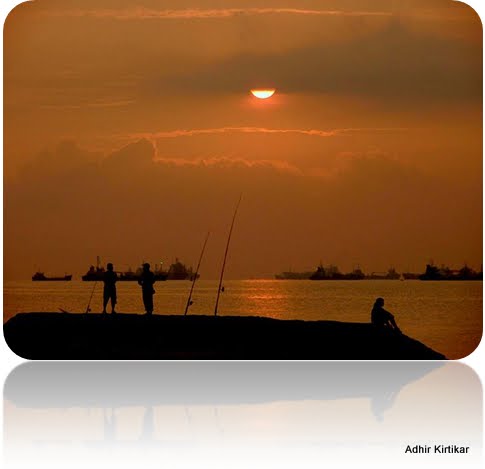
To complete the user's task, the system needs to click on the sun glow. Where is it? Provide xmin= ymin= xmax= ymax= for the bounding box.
xmin=251 ymin=89 xmax=276 ymax=99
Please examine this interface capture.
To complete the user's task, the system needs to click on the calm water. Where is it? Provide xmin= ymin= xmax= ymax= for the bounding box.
xmin=3 ymin=280 xmax=482 ymax=359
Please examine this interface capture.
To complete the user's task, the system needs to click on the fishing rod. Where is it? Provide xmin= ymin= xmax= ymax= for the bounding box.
xmin=184 ymin=231 xmax=210 ymax=316
xmin=214 ymin=194 xmax=242 ymax=316
xmin=85 ymin=255 xmax=102 ymax=313
xmin=85 ymin=280 xmax=98 ymax=314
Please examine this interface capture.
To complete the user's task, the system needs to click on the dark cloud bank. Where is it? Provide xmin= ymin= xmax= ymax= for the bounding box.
xmin=156 ymin=18 xmax=482 ymax=102
xmin=4 ymin=139 xmax=481 ymax=279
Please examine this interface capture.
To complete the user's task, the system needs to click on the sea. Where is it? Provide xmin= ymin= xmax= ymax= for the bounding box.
xmin=3 ymin=280 xmax=482 ymax=360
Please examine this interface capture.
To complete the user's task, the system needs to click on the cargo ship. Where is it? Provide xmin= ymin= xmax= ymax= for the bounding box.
xmin=366 ymin=268 xmax=401 ymax=280
xmin=82 ymin=263 xmax=168 ymax=282
xmin=419 ymin=263 xmax=482 ymax=281
xmin=167 ymin=258 xmax=198 ymax=280
xmin=81 ymin=257 xmax=196 ymax=281
xmin=274 ymin=270 xmax=314 ymax=280
xmin=32 ymin=272 xmax=72 ymax=281
xmin=309 ymin=264 xmax=365 ymax=280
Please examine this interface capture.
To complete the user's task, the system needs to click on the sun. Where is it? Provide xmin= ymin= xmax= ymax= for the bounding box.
xmin=250 ymin=89 xmax=276 ymax=99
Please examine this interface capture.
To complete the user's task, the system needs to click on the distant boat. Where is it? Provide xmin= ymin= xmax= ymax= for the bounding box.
xmin=309 ymin=264 xmax=365 ymax=280
xmin=32 ymin=272 xmax=72 ymax=281
xmin=119 ymin=266 xmax=169 ymax=282
xmin=419 ymin=263 xmax=482 ymax=281
xmin=82 ymin=264 xmax=168 ymax=282
xmin=81 ymin=264 xmax=105 ymax=281
xmin=366 ymin=268 xmax=401 ymax=280
xmin=80 ymin=256 xmax=199 ymax=281
xmin=308 ymin=264 xmax=411 ymax=281
xmin=402 ymin=272 xmax=420 ymax=280
xmin=310 ymin=265 xmax=404 ymax=280
xmin=274 ymin=271 xmax=313 ymax=280
xmin=166 ymin=259 xmax=198 ymax=280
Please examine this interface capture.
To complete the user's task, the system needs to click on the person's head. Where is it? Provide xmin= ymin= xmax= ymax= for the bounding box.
xmin=107 ymin=263 xmax=114 ymax=271
xmin=374 ymin=297 xmax=384 ymax=308
xmin=143 ymin=263 xmax=150 ymax=272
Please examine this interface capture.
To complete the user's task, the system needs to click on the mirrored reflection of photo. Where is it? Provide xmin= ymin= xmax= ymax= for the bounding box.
xmin=4 ymin=362 xmax=482 ymax=468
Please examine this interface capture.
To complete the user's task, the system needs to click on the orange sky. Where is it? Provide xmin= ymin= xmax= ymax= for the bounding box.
xmin=3 ymin=0 xmax=482 ymax=279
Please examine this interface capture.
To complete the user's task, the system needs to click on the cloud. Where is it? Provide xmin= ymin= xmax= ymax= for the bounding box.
xmin=20 ymin=140 xmax=101 ymax=180
xmin=5 ymin=139 xmax=481 ymax=281
xmin=44 ymin=7 xmax=393 ymax=20
xmin=154 ymin=18 xmax=481 ymax=101
xmin=124 ymin=126 xmax=408 ymax=140
xmin=39 ymin=99 xmax=136 ymax=110
xmin=103 ymin=138 xmax=155 ymax=168
xmin=153 ymin=155 xmax=302 ymax=175
xmin=99 ymin=138 xmax=303 ymax=174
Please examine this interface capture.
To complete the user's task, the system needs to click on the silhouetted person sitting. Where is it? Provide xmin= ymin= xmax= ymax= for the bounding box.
xmin=138 ymin=263 xmax=156 ymax=315
xmin=371 ymin=298 xmax=401 ymax=333
xmin=103 ymin=263 xmax=118 ymax=314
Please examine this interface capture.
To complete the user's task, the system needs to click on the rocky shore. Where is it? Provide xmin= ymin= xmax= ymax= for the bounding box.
xmin=4 ymin=312 xmax=447 ymax=360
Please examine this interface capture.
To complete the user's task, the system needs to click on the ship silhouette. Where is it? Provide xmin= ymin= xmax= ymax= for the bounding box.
xmin=419 ymin=263 xmax=482 ymax=281
xmin=32 ymin=272 xmax=72 ymax=281
xmin=81 ymin=257 xmax=197 ymax=281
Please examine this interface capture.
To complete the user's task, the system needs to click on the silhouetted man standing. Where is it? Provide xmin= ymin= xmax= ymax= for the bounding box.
xmin=103 ymin=263 xmax=118 ymax=314
xmin=138 ymin=263 xmax=156 ymax=315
